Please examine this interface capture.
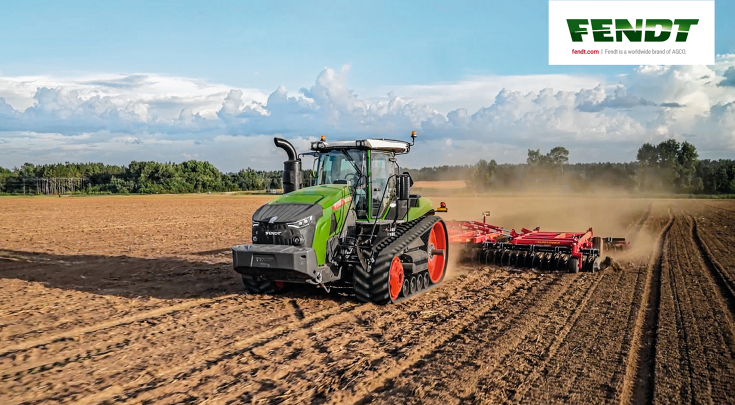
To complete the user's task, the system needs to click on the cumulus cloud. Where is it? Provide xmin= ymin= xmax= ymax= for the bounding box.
xmin=719 ymin=66 xmax=735 ymax=87
xmin=1 ymin=56 xmax=735 ymax=170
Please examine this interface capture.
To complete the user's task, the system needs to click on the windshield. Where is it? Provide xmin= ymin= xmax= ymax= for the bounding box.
xmin=316 ymin=149 xmax=368 ymax=218
xmin=316 ymin=149 xmax=365 ymax=186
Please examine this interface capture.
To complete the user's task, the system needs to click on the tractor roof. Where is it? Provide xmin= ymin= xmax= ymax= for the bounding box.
xmin=310 ymin=138 xmax=410 ymax=153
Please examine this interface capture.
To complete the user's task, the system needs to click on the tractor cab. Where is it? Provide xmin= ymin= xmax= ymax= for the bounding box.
xmin=310 ymin=137 xmax=412 ymax=221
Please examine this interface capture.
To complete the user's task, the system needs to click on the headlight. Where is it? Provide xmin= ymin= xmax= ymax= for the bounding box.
xmin=287 ymin=215 xmax=313 ymax=228
xmin=252 ymin=221 xmax=260 ymax=227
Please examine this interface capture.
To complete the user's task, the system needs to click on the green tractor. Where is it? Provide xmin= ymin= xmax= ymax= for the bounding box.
xmin=232 ymin=132 xmax=449 ymax=304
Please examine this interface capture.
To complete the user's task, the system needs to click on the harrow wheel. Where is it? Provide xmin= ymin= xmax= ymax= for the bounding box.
xmin=568 ymin=257 xmax=580 ymax=273
xmin=483 ymin=250 xmax=493 ymax=265
xmin=552 ymin=254 xmax=562 ymax=271
xmin=515 ymin=252 xmax=526 ymax=267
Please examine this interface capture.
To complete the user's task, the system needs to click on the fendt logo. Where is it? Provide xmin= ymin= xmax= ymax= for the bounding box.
xmin=549 ymin=1 xmax=714 ymax=65
xmin=567 ymin=19 xmax=699 ymax=42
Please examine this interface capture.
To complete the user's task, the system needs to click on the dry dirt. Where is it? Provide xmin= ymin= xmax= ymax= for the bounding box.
xmin=1 ymin=194 xmax=733 ymax=404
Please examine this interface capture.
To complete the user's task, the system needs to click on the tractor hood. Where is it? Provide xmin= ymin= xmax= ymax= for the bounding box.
xmin=252 ymin=184 xmax=349 ymax=224
xmin=268 ymin=184 xmax=349 ymax=210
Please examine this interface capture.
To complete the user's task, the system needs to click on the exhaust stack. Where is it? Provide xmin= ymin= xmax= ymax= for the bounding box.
xmin=274 ymin=137 xmax=302 ymax=194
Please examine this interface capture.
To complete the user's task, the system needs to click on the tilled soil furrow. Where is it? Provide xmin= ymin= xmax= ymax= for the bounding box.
xmin=519 ymin=204 xmax=659 ymax=404
xmin=362 ymin=272 xmax=574 ymax=405
xmin=653 ymin=211 xmax=735 ymax=405
xmin=621 ymin=209 xmax=674 ymax=405
xmin=520 ymin=269 xmax=638 ymax=404
xmin=691 ymin=216 xmax=735 ymax=324
xmin=701 ymin=202 xmax=735 ymax=215
xmin=315 ymin=274 xmax=531 ymax=405
xmin=631 ymin=202 xmax=653 ymax=245
xmin=506 ymin=271 xmax=608 ymax=403
xmin=663 ymin=214 xmax=735 ymax=404
xmin=0 ymin=296 xmax=293 ymax=378
xmin=25 ymin=271 xmax=481 ymax=405
xmin=655 ymin=215 xmax=708 ymax=404
xmin=0 ymin=294 xmax=240 ymax=356
xmin=465 ymin=272 xmax=601 ymax=403
xmin=1 ymin=298 xmax=357 ymax=405
xmin=123 ymin=271 xmax=519 ymax=405
xmin=405 ymin=271 xmax=601 ymax=405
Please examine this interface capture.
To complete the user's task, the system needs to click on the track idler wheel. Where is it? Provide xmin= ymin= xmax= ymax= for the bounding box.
xmin=388 ymin=256 xmax=404 ymax=301
xmin=427 ymin=221 xmax=448 ymax=284
xmin=401 ymin=278 xmax=410 ymax=297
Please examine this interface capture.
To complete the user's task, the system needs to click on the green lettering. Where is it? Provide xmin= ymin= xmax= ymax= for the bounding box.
xmin=645 ymin=19 xmax=672 ymax=42
xmin=674 ymin=19 xmax=699 ymax=42
xmin=591 ymin=19 xmax=614 ymax=42
xmin=567 ymin=19 xmax=589 ymax=42
xmin=615 ymin=19 xmax=643 ymax=42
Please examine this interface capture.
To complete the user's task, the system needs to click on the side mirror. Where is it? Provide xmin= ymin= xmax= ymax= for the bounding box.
xmin=398 ymin=173 xmax=411 ymax=200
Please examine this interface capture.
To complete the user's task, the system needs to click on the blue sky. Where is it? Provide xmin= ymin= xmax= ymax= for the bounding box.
xmin=0 ymin=0 xmax=734 ymax=171
xmin=3 ymin=0 xmax=733 ymax=89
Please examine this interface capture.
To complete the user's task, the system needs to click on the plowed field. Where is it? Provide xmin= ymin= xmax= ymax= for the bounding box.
xmin=1 ymin=195 xmax=733 ymax=404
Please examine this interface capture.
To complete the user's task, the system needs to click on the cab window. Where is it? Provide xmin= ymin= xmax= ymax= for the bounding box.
xmin=370 ymin=151 xmax=396 ymax=219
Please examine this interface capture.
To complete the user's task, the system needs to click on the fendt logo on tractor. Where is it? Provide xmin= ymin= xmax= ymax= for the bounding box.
xmin=566 ymin=19 xmax=699 ymax=42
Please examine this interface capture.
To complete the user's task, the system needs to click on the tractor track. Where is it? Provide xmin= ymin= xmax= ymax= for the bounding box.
xmin=621 ymin=208 xmax=674 ymax=405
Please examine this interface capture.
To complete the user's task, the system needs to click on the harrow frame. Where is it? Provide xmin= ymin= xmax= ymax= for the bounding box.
xmin=447 ymin=217 xmax=628 ymax=273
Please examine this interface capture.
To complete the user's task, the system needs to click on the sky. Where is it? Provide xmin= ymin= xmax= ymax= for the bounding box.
xmin=0 ymin=0 xmax=734 ymax=171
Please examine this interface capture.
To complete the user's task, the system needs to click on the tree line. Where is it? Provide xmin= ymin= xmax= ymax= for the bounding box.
xmin=0 ymin=161 xmax=285 ymax=194
xmin=407 ymin=140 xmax=735 ymax=194
xmin=1 ymin=140 xmax=733 ymax=195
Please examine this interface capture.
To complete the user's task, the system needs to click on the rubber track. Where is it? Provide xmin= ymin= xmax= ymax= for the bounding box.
xmin=354 ymin=216 xmax=442 ymax=304
xmin=620 ymin=209 xmax=674 ymax=405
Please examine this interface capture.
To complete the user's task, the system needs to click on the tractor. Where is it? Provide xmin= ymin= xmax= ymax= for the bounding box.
xmin=232 ymin=132 xmax=448 ymax=304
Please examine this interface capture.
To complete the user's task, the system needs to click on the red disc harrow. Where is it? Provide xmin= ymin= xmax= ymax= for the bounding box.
xmin=446 ymin=213 xmax=628 ymax=273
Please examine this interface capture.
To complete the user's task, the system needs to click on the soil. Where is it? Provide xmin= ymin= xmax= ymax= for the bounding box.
xmin=0 ymin=194 xmax=733 ymax=404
